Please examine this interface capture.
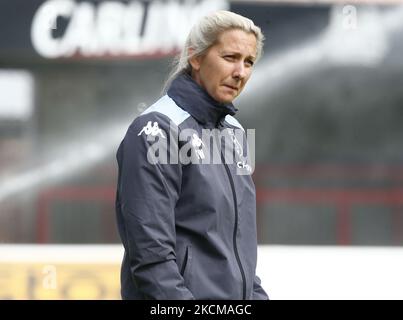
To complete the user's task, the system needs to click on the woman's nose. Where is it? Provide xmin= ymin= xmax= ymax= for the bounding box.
xmin=233 ymin=62 xmax=247 ymax=79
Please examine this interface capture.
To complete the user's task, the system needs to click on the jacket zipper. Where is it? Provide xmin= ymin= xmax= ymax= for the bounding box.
xmin=217 ymin=126 xmax=247 ymax=300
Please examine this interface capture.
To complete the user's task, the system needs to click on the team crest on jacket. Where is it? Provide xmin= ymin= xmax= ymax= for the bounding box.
xmin=228 ymin=129 xmax=243 ymax=158
xmin=138 ymin=121 xmax=166 ymax=138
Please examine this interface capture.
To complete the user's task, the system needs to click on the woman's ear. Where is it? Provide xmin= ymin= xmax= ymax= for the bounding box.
xmin=188 ymin=47 xmax=201 ymax=72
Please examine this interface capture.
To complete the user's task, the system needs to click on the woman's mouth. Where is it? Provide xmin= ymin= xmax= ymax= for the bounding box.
xmin=223 ymin=84 xmax=238 ymax=91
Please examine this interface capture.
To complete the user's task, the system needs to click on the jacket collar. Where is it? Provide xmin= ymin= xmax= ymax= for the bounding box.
xmin=167 ymin=72 xmax=238 ymax=127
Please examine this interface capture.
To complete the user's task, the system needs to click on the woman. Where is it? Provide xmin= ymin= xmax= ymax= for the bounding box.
xmin=115 ymin=10 xmax=268 ymax=300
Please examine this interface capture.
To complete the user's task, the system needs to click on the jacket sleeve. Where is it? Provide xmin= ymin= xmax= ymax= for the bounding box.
xmin=252 ymin=275 xmax=269 ymax=300
xmin=117 ymin=112 xmax=194 ymax=300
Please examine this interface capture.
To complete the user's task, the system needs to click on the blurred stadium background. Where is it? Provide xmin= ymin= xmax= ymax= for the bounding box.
xmin=1 ymin=0 xmax=403 ymax=299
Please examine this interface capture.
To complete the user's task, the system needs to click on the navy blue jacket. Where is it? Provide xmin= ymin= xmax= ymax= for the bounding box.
xmin=115 ymin=72 xmax=268 ymax=300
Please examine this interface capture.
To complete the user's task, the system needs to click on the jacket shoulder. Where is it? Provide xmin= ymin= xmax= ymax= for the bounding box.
xmin=140 ymin=95 xmax=190 ymax=127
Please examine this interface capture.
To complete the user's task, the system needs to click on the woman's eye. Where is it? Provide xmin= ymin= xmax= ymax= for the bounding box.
xmin=246 ymin=60 xmax=254 ymax=67
xmin=224 ymin=56 xmax=235 ymax=61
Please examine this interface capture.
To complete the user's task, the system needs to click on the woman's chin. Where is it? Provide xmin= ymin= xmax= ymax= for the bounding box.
xmin=215 ymin=92 xmax=236 ymax=104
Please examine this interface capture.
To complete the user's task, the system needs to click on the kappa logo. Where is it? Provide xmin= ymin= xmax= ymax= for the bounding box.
xmin=191 ymin=133 xmax=205 ymax=160
xmin=138 ymin=121 xmax=166 ymax=139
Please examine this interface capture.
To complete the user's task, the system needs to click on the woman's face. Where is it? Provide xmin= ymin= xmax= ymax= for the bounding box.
xmin=190 ymin=29 xmax=257 ymax=104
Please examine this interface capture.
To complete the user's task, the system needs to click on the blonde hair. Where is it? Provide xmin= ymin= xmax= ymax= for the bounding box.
xmin=163 ymin=10 xmax=265 ymax=93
